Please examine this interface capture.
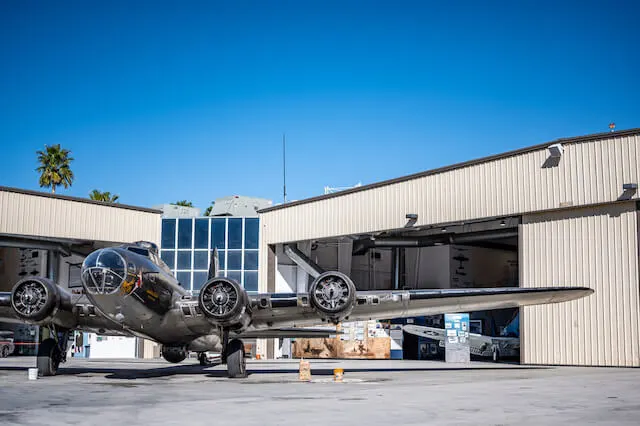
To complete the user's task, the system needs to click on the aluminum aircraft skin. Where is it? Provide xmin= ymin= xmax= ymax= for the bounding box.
xmin=0 ymin=241 xmax=593 ymax=378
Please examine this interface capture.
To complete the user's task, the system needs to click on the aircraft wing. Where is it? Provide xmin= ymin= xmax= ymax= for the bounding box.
xmin=249 ymin=287 xmax=593 ymax=330
xmin=235 ymin=327 xmax=340 ymax=339
xmin=0 ymin=291 xmax=132 ymax=336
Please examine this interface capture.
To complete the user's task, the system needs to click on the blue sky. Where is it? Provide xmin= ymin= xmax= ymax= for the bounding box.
xmin=0 ymin=1 xmax=638 ymax=210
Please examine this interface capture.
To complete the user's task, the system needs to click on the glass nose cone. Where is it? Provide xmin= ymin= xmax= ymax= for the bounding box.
xmin=81 ymin=249 xmax=126 ymax=294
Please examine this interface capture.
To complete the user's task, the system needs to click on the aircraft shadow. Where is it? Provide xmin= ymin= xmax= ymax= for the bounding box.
xmin=0 ymin=362 xmax=550 ymax=380
xmin=0 ymin=362 xmax=227 ymax=379
xmin=243 ymin=366 xmax=551 ymax=377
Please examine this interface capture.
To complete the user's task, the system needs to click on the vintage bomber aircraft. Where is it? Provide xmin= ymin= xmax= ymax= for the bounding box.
xmin=0 ymin=241 xmax=593 ymax=378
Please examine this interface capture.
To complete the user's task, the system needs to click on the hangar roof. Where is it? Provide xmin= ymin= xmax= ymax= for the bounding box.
xmin=260 ymin=127 xmax=640 ymax=213
xmin=0 ymin=186 xmax=161 ymax=214
xmin=0 ymin=186 xmax=162 ymax=245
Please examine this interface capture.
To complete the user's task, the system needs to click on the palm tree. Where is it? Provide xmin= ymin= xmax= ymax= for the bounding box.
xmin=36 ymin=144 xmax=74 ymax=193
xmin=173 ymin=200 xmax=194 ymax=207
xmin=203 ymin=201 xmax=215 ymax=216
xmin=89 ymin=190 xmax=120 ymax=203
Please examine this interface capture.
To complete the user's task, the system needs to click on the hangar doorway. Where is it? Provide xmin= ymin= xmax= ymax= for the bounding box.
xmin=277 ymin=216 xmax=521 ymax=362
xmin=0 ymin=236 xmax=122 ymax=357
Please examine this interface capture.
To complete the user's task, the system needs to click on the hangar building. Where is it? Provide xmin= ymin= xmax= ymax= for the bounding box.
xmin=257 ymin=128 xmax=640 ymax=367
xmin=0 ymin=187 xmax=162 ymax=358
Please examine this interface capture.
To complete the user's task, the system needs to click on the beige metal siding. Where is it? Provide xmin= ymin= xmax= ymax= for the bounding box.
xmin=0 ymin=191 xmax=161 ymax=245
xmin=261 ymin=133 xmax=640 ymax=245
xmin=520 ymin=202 xmax=640 ymax=367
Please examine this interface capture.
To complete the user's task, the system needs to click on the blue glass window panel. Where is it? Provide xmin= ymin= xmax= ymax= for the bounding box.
xmin=177 ymin=219 xmax=193 ymax=249
xmin=192 ymin=271 xmax=209 ymax=292
xmin=194 ymin=219 xmax=209 ymax=249
xmin=177 ymin=251 xmax=192 ymax=270
xmin=161 ymin=219 xmax=176 ymax=249
xmin=244 ymin=250 xmax=258 ymax=270
xmin=176 ymin=272 xmax=191 ymax=289
xmin=160 ymin=250 xmax=175 ymax=269
xmin=227 ymin=270 xmax=242 ymax=283
xmin=244 ymin=271 xmax=258 ymax=292
xmin=227 ymin=218 xmax=242 ymax=249
xmin=194 ymin=251 xmax=209 ymax=270
xmin=217 ymin=250 xmax=226 ymax=270
xmin=211 ymin=218 xmax=226 ymax=249
xmin=227 ymin=251 xmax=242 ymax=270
xmin=244 ymin=218 xmax=259 ymax=249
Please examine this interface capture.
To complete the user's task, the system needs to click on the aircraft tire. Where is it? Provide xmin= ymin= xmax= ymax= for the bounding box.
xmin=226 ymin=339 xmax=247 ymax=378
xmin=1 ymin=345 xmax=10 ymax=358
xmin=37 ymin=338 xmax=61 ymax=376
xmin=198 ymin=352 xmax=210 ymax=366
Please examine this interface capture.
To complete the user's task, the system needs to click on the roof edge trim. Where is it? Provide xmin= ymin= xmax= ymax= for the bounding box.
xmin=0 ymin=186 xmax=163 ymax=214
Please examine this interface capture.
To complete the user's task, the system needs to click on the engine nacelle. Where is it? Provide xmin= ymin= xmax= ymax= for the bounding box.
xmin=10 ymin=277 xmax=73 ymax=323
xmin=161 ymin=345 xmax=188 ymax=363
xmin=308 ymin=271 xmax=357 ymax=324
xmin=198 ymin=277 xmax=252 ymax=330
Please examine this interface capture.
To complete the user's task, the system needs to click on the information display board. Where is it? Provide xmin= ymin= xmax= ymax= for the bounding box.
xmin=444 ymin=313 xmax=470 ymax=363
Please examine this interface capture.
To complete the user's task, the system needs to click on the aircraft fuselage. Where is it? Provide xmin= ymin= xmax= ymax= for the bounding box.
xmin=81 ymin=246 xmax=205 ymax=344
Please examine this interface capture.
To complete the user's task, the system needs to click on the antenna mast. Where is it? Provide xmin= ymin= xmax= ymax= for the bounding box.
xmin=283 ymin=133 xmax=287 ymax=204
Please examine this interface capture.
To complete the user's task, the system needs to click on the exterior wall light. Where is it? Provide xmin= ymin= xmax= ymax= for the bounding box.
xmin=548 ymin=143 xmax=564 ymax=158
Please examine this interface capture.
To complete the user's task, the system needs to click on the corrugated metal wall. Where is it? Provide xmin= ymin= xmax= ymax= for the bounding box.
xmin=261 ymin=133 xmax=639 ymax=245
xmin=520 ymin=202 xmax=640 ymax=367
xmin=0 ymin=190 xmax=161 ymax=244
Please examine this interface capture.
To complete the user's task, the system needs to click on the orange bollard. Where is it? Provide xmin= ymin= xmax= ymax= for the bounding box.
xmin=333 ymin=368 xmax=344 ymax=382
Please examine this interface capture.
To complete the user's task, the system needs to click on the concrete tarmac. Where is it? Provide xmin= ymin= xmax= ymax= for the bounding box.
xmin=0 ymin=357 xmax=638 ymax=425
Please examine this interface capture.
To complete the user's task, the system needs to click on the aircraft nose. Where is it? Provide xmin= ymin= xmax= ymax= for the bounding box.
xmin=81 ymin=249 xmax=127 ymax=294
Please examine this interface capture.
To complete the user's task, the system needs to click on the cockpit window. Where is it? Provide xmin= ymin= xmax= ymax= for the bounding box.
xmin=127 ymin=246 xmax=149 ymax=257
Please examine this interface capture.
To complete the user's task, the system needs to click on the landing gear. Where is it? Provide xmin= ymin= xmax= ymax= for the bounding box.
xmin=225 ymin=339 xmax=247 ymax=378
xmin=1 ymin=345 xmax=10 ymax=358
xmin=492 ymin=346 xmax=500 ymax=363
xmin=37 ymin=338 xmax=62 ymax=376
xmin=198 ymin=352 xmax=212 ymax=366
xmin=219 ymin=329 xmax=246 ymax=378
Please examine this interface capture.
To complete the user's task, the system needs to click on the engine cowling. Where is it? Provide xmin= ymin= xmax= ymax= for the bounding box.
xmin=309 ymin=271 xmax=357 ymax=323
xmin=198 ymin=277 xmax=251 ymax=330
xmin=10 ymin=277 xmax=72 ymax=323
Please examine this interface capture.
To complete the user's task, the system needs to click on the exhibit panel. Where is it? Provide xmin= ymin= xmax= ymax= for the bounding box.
xmin=520 ymin=202 xmax=640 ymax=367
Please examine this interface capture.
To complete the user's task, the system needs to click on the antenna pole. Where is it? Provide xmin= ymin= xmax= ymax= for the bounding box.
xmin=283 ymin=133 xmax=287 ymax=204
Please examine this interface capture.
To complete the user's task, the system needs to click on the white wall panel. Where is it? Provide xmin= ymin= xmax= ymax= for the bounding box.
xmin=520 ymin=202 xmax=639 ymax=367
xmin=0 ymin=190 xmax=161 ymax=245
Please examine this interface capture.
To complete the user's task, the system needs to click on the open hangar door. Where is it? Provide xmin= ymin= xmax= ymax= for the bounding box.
xmin=0 ymin=236 xmax=134 ymax=358
xmin=275 ymin=216 xmax=521 ymax=362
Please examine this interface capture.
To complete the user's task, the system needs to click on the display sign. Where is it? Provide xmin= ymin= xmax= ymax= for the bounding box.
xmin=444 ymin=313 xmax=470 ymax=363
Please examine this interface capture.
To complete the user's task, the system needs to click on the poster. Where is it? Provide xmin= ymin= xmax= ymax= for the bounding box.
xmin=444 ymin=313 xmax=470 ymax=363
